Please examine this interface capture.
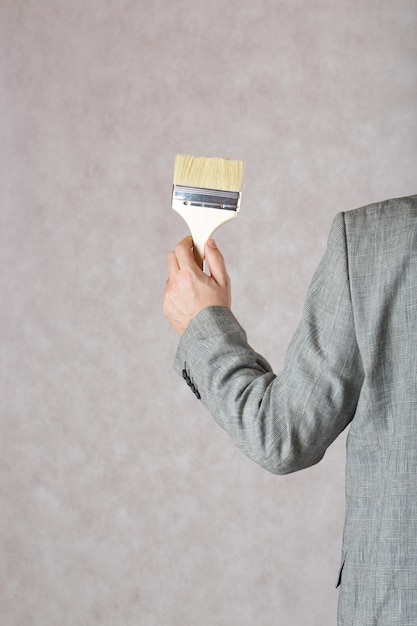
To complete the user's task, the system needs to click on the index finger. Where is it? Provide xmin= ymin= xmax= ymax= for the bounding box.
xmin=167 ymin=250 xmax=180 ymax=277
xmin=174 ymin=236 xmax=198 ymax=269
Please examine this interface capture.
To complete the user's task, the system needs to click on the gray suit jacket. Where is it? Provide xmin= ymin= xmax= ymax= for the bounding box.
xmin=174 ymin=195 xmax=417 ymax=625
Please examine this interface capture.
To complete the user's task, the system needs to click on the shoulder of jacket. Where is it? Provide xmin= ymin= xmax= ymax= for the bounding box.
xmin=344 ymin=195 xmax=417 ymax=221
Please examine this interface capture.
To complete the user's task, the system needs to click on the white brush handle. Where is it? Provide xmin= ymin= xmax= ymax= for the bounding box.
xmin=172 ymin=203 xmax=238 ymax=269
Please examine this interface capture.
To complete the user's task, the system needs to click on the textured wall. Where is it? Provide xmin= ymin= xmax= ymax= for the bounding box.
xmin=1 ymin=1 xmax=416 ymax=624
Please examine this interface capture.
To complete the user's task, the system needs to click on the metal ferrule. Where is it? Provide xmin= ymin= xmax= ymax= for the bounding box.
xmin=172 ymin=185 xmax=241 ymax=211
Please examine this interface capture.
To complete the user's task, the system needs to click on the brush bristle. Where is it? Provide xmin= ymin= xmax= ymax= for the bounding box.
xmin=173 ymin=154 xmax=245 ymax=192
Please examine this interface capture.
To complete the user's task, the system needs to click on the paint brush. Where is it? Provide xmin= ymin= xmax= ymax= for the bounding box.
xmin=172 ymin=154 xmax=245 ymax=269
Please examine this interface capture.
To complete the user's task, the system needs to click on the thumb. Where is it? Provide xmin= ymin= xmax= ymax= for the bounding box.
xmin=205 ymin=239 xmax=229 ymax=286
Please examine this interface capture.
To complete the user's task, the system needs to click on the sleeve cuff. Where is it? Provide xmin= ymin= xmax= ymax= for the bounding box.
xmin=173 ymin=306 xmax=246 ymax=378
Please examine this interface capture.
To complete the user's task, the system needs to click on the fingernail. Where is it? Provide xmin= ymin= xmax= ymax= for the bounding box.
xmin=207 ymin=239 xmax=217 ymax=249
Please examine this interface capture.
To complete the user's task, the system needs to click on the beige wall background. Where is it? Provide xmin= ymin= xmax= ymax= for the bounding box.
xmin=1 ymin=1 xmax=416 ymax=624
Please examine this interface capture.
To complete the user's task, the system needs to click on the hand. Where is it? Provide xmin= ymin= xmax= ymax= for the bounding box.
xmin=163 ymin=236 xmax=231 ymax=335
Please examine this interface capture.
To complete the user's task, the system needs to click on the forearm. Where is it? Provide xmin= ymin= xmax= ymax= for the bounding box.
xmin=175 ymin=306 xmax=329 ymax=474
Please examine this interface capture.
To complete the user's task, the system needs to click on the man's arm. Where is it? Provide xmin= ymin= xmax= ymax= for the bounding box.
xmin=163 ymin=215 xmax=364 ymax=474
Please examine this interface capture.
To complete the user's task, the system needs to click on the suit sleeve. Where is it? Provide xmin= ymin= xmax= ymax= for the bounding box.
xmin=173 ymin=212 xmax=364 ymax=474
